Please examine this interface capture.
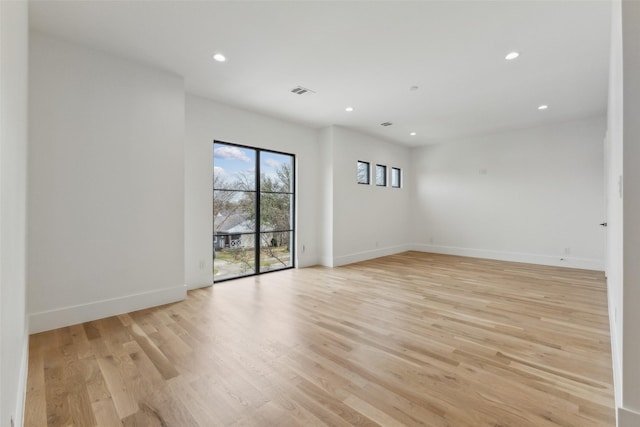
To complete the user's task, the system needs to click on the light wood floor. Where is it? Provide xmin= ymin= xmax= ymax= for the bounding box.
xmin=25 ymin=252 xmax=614 ymax=426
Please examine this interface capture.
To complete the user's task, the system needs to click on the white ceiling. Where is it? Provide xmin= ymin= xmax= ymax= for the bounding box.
xmin=28 ymin=1 xmax=611 ymax=146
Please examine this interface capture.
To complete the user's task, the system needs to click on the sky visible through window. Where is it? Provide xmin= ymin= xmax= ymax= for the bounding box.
xmin=213 ymin=143 xmax=290 ymax=189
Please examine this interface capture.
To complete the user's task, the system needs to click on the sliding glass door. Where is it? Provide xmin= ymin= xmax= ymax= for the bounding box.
xmin=213 ymin=141 xmax=294 ymax=281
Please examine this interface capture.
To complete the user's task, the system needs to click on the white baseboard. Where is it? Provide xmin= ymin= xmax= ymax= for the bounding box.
xmin=410 ymin=244 xmax=604 ymax=271
xmin=296 ymin=252 xmax=320 ymax=269
xmin=333 ymin=244 xmax=412 ymax=267
xmin=619 ymin=406 xmax=640 ymax=427
xmin=187 ymin=283 xmax=213 ymax=291
xmin=186 ymin=278 xmax=213 ymax=291
xmin=29 ymin=285 xmax=187 ymax=334
xmin=318 ymin=256 xmax=334 ymax=268
xmin=185 ymin=272 xmax=213 ymax=291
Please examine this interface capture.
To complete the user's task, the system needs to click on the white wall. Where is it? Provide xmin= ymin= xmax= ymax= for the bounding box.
xmin=606 ymin=0 xmax=624 ymax=415
xmin=411 ymin=117 xmax=606 ymax=270
xmin=185 ymin=101 xmax=410 ymax=274
xmin=185 ymin=94 xmax=321 ymax=287
xmin=28 ymin=33 xmax=186 ymax=333
xmin=621 ymin=0 xmax=640 ymax=423
xmin=318 ymin=126 xmax=334 ymax=266
xmin=329 ymin=126 xmax=411 ymax=266
xmin=608 ymin=2 xmax=640 ymax=424
xmin=0 ymin=1 xmax=29 ymax=426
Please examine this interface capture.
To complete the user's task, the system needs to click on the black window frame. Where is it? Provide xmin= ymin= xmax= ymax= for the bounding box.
xmin=357 ymin=160 xmax=370 ymax=185
xmin=213 ymin=140 xmax=295 ymax=283
xmin=391 ymin=167 xmax=402 ymax=188
xmin=376 ymin=164 xmax=387 ymax=187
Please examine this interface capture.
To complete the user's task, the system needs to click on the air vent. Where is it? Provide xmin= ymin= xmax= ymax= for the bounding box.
xmin=290 ymin=86 xmax=316 ymax=95
xmin=380 ymin=122 xmax=393 ymax=127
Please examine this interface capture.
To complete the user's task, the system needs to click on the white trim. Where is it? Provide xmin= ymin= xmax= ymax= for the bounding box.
xmin=185 ymin=268 xmax=213 ymax=290
xmin=187 ymin=283 xmax=213 ymax=291
xmin=28 ymin=285 xmax=187 ymax=334
xmin=333 ymin=244 xmax=412 ymax=267
xmin=296 ymin=253 xmax=320 ymax=269
xmin=410 ymin=244 xmax=604 ymax=271
xmin=318 ymin=256 xmax=334 ymax=268
xmin=186 ymin=276 xmax=213 ymax=291
xmin=619 ymin=406 xmax=640 ymax=427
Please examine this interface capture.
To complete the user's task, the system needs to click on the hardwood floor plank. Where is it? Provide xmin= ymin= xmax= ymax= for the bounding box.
xmin=121 ymin=403 xmax=167 ymax=427
xmin=166 ymin=376 xmax=226 ymax=427
xmin=43 ymin=363 xmax=72 ymax=426
xmin=91 ymin=399 xmax=123 ymax=427
xmin=127 ymin=322 xmax=179 ymax=380
xmin=26 ymin=252 xmax=615 ymax=426
xmin=24 ymin=342 xmax=47 ymax=426
xmin=343 ymin=394 xmax=407 ymax=427
xmin=95 ymin=355 xmax=139 ymax=419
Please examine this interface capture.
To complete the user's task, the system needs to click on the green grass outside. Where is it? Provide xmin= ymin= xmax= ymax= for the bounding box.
xmin=214 ymin=246 xmax=291 ymax=271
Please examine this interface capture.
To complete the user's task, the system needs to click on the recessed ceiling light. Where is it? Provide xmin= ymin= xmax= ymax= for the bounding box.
xmin=538 ymin=104 xmax=548 ymax=110
xmin=409 ymin=85 xmax=419 ymax=91
xmin=345 ymin=107 xmax=354 ymax=112
xmin=213 ymin=53 xmax=226 ymax=62
xmin=505 ymin=51 xmax=520 ymax=60
xmin=410 ymin=132 xmax=417 ymax=136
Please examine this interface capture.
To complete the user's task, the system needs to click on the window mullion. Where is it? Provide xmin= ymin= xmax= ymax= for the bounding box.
xmin=255 ymin=151 xmax=261 ymax=274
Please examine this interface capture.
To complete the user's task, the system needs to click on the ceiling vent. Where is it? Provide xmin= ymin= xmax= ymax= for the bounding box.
xmin=290 ymin=86 xmax=316 ymax=95
xmin=380 ymin=122 xmax=393 ymax=127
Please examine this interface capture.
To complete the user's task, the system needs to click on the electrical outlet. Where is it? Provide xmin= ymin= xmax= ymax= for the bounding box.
xmin=375 ymin=241 xmax=379 ymax=248
xmin=199 ymin=260 xmax=205 ymax=269
xmin=564 ymin=247 xmax=571 ymax=255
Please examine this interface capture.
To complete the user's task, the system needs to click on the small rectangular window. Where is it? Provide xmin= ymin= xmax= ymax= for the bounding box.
xmin=357 ymin=161 xmax=370 ymax=184
xmin=391 ymin=167 xmax=401 ymax=188
xmin=376 ymin=164 xmax=387 ymax=186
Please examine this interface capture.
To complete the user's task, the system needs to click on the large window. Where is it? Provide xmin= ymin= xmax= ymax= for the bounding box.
xmin=213 ymin=141 xmax=295 ymax=281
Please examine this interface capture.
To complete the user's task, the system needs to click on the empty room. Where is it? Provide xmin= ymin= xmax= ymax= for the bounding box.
xmin=2 ymin=0 xmax=640 ymax=426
